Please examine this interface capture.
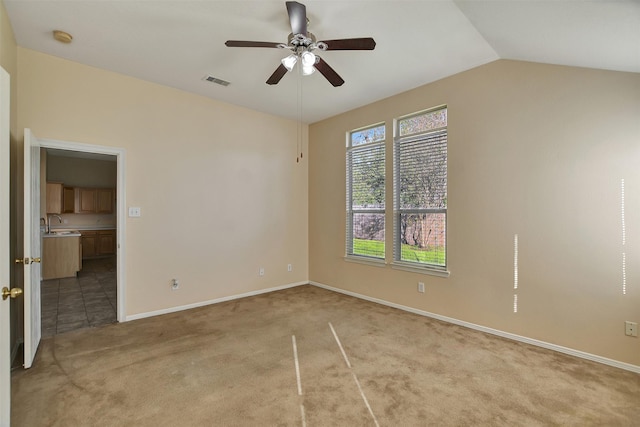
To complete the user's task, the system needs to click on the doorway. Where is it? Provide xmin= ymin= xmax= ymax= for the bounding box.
xmin=36 ymin=138 xmax=126 ymax=340
xmin=41 ymin=148 xmax=118 ymax=337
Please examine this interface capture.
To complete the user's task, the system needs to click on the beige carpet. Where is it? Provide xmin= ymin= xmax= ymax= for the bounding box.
xmin=11 ymin=285 xmax=640 ymax=426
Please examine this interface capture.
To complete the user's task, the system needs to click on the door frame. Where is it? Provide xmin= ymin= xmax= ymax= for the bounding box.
xmin=38 ymin=138 xmax=126 ymax=322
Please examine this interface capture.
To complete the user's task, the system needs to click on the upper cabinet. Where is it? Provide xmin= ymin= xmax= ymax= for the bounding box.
xmin=96 ymin=188 xmax=114 ymax=213
xmin=47 ymin=182 xmax=114 ymax=214
xmin=63 ymin=187 xmax=75 ymax=213
xmin=75 ymin=187 xmax=97 ymax=213
xmin=46 ymin=182 xmax=63 ymax=214
xmin=76 ymin=187 xmax=114 ymax=214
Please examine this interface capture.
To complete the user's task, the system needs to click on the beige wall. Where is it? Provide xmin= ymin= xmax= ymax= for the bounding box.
xmin=17 ymin=48 xmax=309 ymax=316
xmin=309 ymin=60 xmax=640 ymax=366
xmin=0 ymin=0 xmax=15 ymax=132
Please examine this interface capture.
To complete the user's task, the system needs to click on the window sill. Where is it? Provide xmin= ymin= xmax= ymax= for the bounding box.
xmin=391 ymin=262 xmax=450 ymax=278
xmin=344 ymin=255 xmax=387 ymax=268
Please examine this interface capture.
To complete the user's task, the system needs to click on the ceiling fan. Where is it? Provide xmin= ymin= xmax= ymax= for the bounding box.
xmin=225 ymin=1 xmax=376 ymax=87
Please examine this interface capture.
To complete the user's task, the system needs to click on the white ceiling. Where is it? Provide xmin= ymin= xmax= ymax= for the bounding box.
xmin=5 ymin=0 xmax=640 ymax=124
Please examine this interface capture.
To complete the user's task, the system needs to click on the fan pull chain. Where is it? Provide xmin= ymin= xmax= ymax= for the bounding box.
xmin=299 ymin=71 xmax=303 ymax=161
xmin=297 ymin=65 xmax=302 ymax=163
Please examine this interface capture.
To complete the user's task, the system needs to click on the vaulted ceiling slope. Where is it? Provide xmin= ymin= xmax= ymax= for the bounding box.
xmin=5 ymin=0 xmax=639 ymax=123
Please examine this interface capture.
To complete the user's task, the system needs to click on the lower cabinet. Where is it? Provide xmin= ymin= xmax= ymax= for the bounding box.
xmin=81 ymin=229 xmax=116 ymax=259
xmin=42 ymin=236 xmax=81 ymax=280
xmin=81 ymin=232 xmax=97 ymax=258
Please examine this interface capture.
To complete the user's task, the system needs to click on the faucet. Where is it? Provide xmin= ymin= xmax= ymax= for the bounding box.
xmin=40 ymin=217 xmax=47 ymax=233
xmin=47 ymin=214 xmax=62 ymax=233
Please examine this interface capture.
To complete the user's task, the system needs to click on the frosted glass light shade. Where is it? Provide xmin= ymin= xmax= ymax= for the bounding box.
xmin=301 ymin=51 xmax=316 ymax=66
xmin=302 ymin=64 xmax=315 ymax=75
xmin=301 ymin=51 xmax=316 ymax=75
xmin=281 ymin=54 xmax=297 ymax=71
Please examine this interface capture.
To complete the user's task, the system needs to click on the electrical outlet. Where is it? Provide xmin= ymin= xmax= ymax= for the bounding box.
xmin=418 ymin=282 xmax=425 ymax=293
xmin=259 ymin=267 xmax=265 ymax=277
xmin=625 ymin=321 xmax=638 ymax=337
xmin=171 ymin=279 xmax=179 ymax=290
xmin=287 ymin=264 xmax=292 ymax=272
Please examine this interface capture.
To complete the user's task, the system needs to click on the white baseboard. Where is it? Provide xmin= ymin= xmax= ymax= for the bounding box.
xmin=125 ymin=281 xmax=308 ymax=322
xmin=309 ymin=281 xmax=640 ymax=374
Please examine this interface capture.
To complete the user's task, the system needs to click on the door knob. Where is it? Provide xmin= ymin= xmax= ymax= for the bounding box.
xmin=32 ymin=257 xmax=41 ymax=263
xmin=2 ymin=287 xmax=23 ymax=301
xmin=15 ymin=257 xmax=31 ymax=264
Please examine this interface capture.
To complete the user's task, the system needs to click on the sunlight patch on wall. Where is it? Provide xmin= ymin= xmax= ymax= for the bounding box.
xmin=621 ymin=179 xmax=626 ymax=295
xmin=514 ymin=234 xmax=519 ymax=313
xmin=622 ymin=253 xmax=627 ymax=295
xmin=514 ymin=234 xmax=519 ymax=290
xmin=621 ymin=179 xmax=626 ymax=246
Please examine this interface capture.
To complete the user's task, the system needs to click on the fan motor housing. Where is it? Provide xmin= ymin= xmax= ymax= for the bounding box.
xmin=288 ymin=32 xmax=315 ymax=47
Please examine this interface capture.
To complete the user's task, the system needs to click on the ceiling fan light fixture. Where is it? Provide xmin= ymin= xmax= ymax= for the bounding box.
xmin=300 ymin=51 xmax=316 ymax=67
xmin=225 ymin=1 xmax=375 ymax=86
xmin=301 ymin=63 xmax=315 ymax=76
xmin=300 ymin=51 xmax=316 ymax=75
xmin=281 ymin=54 xmax=298 ymax=71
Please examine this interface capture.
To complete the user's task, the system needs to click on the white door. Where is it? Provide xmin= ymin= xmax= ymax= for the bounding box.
xmin=1 ymin=67 xmax=13 ymax=426
xmin=22 ymin=129 xmax=41 ymax=369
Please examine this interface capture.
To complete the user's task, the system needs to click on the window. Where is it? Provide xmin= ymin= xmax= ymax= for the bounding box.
xmin=394 ymin=107 xmax=447 ymax=270
xmin=346 ymin=124 xmax=385 ymax=260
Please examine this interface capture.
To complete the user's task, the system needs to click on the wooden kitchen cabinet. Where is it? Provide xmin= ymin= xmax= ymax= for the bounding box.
xmin=97 ymin=230 xmax=116 ymax=254
xmin=75 ymin=187 xmax=114 ymax=214
xmin=47 ymin=182 xmax=77 ymax=214
xmin=81 ymin=231 xmax=97 ymax=258
xmin=75 ymin=188 xmax=97 ymax=213
xmin=96 ymin=189 xmax=114 ymax=213
xmin=46 ymin=182 xmax=63 ymax=214
xmin=81 ymin=229 xmax=116 ymax=259
xmin=63 ymin=187 xmax=75 ymax=213
xmin=42 ymin=236 xmax=81 ymax=280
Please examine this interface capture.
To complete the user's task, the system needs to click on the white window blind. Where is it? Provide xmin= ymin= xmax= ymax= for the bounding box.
xmin=346 ymin=124 xmax=385 ymax=259
xmin=394 ymin=108 xmax=447 ymax=269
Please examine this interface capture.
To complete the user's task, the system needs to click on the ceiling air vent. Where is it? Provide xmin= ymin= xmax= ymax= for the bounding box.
xmin=203 ymin=75 xmax=230 ymax=86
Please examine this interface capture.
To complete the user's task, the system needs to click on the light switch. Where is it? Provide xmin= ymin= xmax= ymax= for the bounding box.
xmin=129 ymin=207 xmax=141 ymax=217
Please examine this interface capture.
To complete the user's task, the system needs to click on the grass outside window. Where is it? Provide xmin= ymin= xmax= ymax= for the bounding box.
xmin=353 ymin=238 xmax=445 ymax=265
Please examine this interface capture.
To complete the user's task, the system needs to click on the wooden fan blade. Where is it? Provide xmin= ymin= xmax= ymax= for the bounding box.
xmin=225 ymin=40 xmax=282 ymax=48
xmin=266 ymin=64 xmax=289 ymax=85
xmin=320 ymin=38 xmax=376 ymax=51
xmin=286 ymin=1 xmax=307 ymax=35
xmin=314 ymin=57 xmax=345 ymax=87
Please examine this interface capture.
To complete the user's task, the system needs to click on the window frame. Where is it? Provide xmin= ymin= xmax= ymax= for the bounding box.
xmin=392 ymin=106 xmax=449 ymax=277
xmin=345 ymin=123 xmax=386 ymax=264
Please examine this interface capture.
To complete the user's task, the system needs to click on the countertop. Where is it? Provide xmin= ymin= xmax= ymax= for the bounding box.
xmin=42 ymin=230 xmax=81 ymax=238
xmin=50 ymin=226 xmax=116 ymax=231
xmin=43 ymin=226 xmax=116 ymax=238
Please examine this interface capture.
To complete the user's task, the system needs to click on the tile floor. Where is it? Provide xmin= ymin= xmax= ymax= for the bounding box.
xmin=41 ymin=256 xmax=117 ymax=337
